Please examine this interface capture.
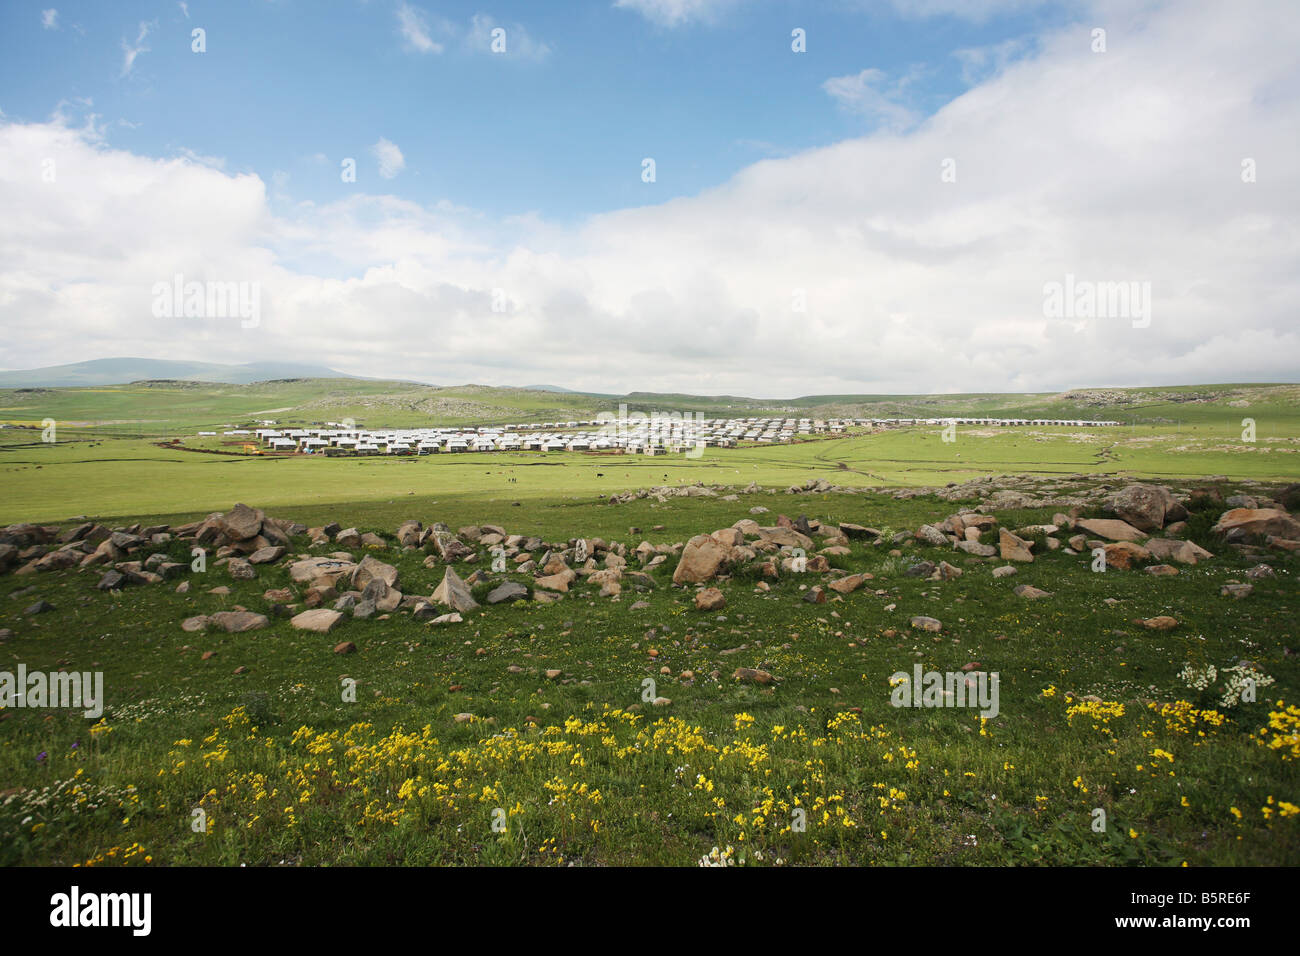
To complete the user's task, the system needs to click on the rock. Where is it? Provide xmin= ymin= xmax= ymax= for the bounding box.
xmin=23 ymin=600 xmax=55 ymax=616
xmin=1103 ymin=541 xmax=1151 ymax=570
xmin=956 ymin=540 xmax=997 ymax=557
xmin=695 ymin=587 xmax=726 ymax=611
xmin=1221 ymin=583 xmax=1253 ymax=599
xmin=1212 ymin=508 xmax=1300 ymax=539
xmin=839 ymin=522 xmax=880 ymax=540
xmin=351 ymin=554 xmax=399 ymax=592
xmin=992 ymin=565 xmax=1017 ymax=578
xmin=1245 ymin=563 xmax=1275 ymax=579
xmin=1145 ymin=564 xmax=1179 ymax=576
xmin=96 ymin=570 xmax=126 ymax=591
xmin=487 ymin=581 xmax=529 ymax=604
xmin=672 ymin=534 xmax=733 ymax=584
xmin=181 ymin=615 xmax=211 ymax=632
xmin=431 ymin=612 xmax=464 ymax=625
xmin=905 ymin=561 xmax=936 ymax=578
xmin=288 ymin=557 xmax=357 ymax=587
xmin=209 ymin=611 xmax=268 ymax=633
xmin=333 ymin=641 xmax=357 ymax=654
xmin=935 ymin=561 xmax=963 ymax=581
xmin=915 ymin=525 xmax=950 ymax=547
xmin=291 ymin=608 xmax=345 ymax=633
xmin=1075 ymin=518 xmax=1147 ymax=542
xmin=453 ymin=713 xmax=475 ymax=723
xmin=248 ymin=546 xmax=285 ymax=565
xmin=1145 ymin=538 xmax=1213 ymax=565
xmin=1140 ymin=616 xmax=1178 ymax=631
xmin=1013 ymin=584 xmax=1052 ymax=599
xmin=998 ymin=528 xmax=1034 ymax=562
xmin=733 ymin=667 xmax=775 ymax=685
xmin=910 ymin=616 xmax=943 ymax=632
xmin=827 ymin=574 xmax=865 ymax=594
xmin=432 ymin=567 xmax=479 ymax=612
xmin=1107 ymin=483 xmax=1182 ymax=532
xmin=802 ymin=586 xmax=827 ymax=604
xmin=228 ymin=558 xmax=256 ymax=580
xmin=220 ymin=503 xmax=264 ymax=541
xmin=352 ymin=599 xmax=376 ymax=620
xmin=534 ymin=570 xmax=575 ymax=593
xmin=545 ymin=669 xmax=562 ymax=679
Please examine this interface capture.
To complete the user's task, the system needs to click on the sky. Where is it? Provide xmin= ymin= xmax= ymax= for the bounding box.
xmin=0 ymin=0 xmax=1296 ymax=397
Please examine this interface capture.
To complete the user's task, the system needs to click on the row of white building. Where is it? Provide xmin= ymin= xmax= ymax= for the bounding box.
xmin=207 ymin=414 xmax=1119 ymax=456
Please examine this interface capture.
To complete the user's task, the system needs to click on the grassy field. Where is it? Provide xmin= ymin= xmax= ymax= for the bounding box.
xmin=1 ymin=487 xmax=1296 ymax=866
xmin=0 ymin=419 xmax=1296 ymax=527
xmin=0 ymin=380 xmax=1296 ymax=867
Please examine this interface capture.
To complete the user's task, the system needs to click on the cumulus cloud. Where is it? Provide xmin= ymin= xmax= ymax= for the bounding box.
xmin=369 ymin=138 xmax=406 ymax=179
xmin=41 ymin=9 xmax=58 ymax=30
xmin=2 ymin=0 xmax=1298 ymax=397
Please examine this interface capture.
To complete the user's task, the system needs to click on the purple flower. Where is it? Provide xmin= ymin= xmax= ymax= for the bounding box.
xmin=36 ymin=751 xmax=47 ymax=763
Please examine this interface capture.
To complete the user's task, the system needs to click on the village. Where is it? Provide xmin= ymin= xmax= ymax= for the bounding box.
xmin=207 ymin=414 xmax=1123 ymax=457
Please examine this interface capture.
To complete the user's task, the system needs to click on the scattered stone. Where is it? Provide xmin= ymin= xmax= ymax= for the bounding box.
xmin=1013 ymin=584 xmax=1053 ymax=599
xmin=333 ymin=641 xmax=357 ymax=654
xmin=695 ymin=587 xmax=726 ymax=611
xmin=1140 ymin=616 xmax=1179 ymax=631
xmin=910 ymin=616 xmax=943 ymax=632
xmin=291 ymin=608 xmax=345 ymax=633
xmin=998 ymin=528 xmax=1034 ymax=562
xmin=732 ymin=667 xmax=775 ymax=685
xmin=432 ymin=567 xmax=479 ymax=612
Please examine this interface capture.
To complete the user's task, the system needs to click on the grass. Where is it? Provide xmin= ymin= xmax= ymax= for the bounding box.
xmin=1 ymin=485 xmax=1296 ymax=866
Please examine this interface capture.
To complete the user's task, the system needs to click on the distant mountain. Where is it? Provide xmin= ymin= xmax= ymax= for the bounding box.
xmin=521 ymin=384 xmax=580 ymax=393
xmin=0 ymin=358 xmax=359 ymax=387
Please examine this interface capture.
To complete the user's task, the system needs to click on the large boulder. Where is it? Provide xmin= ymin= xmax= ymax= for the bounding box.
xmin=351 ymin=554 xmax=400 ymax=592
xmin=1103 ymin=541 xmax=1151 ymax=570
xmin=1075 ymin=518 xmax=1147 ymax=542
xmin=432 ymin=567 xmax=479 ymax=612
xmin=998 ymin=528 xmax=1034 ymax=562
xmin=291 ymin=608 xmax=345 ymax=633
xmin=487 ymin=581 xmax=528 ymax=604
xmin=672 ymin=534 xmax=733 ymax=584
xmin=1212 ymin=508 xmax=1300 ymax=539
xmin=288 ymin=557 xmax=357 ymax=587
xmin=1145 ymin=538 xmax=1213 ymax=565
xmin=220 ymin=503 xmax=265 ymax=542
xmin=1106 ymin=484 xmax=1184 ymax=532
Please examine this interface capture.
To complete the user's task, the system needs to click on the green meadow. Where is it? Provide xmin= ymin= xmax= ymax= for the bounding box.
xmin=0 ymin=380 xmax=1296 ymax=866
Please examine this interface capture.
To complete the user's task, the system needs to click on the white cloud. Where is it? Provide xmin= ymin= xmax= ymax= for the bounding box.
xmin=397 ymin=2 xmax=443 ymax=54
xmin=41 ymin=9 xmax=59 ymax=30
xmin=2 ymin=0 xmax=1298 ymax=396
xmin=613 ymin=0 xmax=746 ymax=28
xmin=822 ymin=68 xmax=923 ymax=131
xmin=120 ymin=20 xmax=156 ymax=77
xmin=370 ymin=138 xmax=406 ymax=179
xmin=178 ymin=2 xmax=189 ymax=19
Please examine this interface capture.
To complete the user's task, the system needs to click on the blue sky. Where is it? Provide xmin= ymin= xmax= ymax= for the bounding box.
xmin=0 ymin=0 xmax=1296 ymax=395
xmin=1 ymin=0 xmax=1062 ymax=222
